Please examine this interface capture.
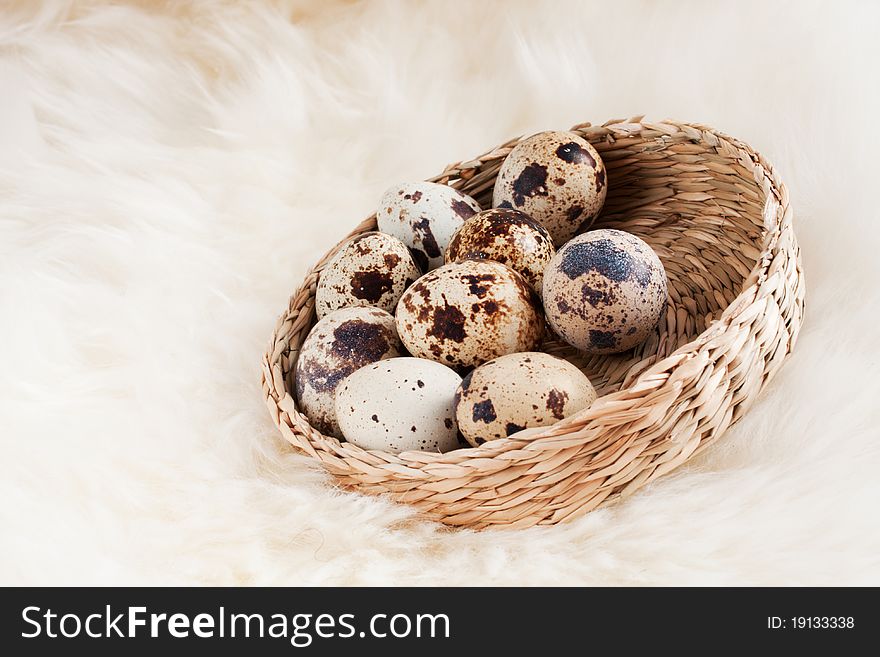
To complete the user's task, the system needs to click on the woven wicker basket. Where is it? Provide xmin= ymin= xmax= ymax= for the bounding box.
xmin=261 ymin=117 xmax=805 ymax=530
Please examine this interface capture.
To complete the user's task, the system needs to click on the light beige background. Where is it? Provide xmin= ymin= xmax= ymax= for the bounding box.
xmin=1 ymin=0 xmax=878 ymax=584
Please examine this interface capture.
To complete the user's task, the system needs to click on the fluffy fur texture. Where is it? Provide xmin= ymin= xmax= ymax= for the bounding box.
xmin=2 ymin=0 xmax=879 ymax=585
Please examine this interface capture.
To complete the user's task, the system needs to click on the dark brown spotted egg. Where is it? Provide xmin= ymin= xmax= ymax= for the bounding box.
xmin=377 ymin=181 xmax=482 ymax=271
xmin=542 ymin=229 xmax=667 ymax=354
xmin=454 ymin=352 xmax=597 ymax=447
xmin=492 ymin=130 xmax=607 ymax=245
xmin=445 ymin=208 xmax=555 ymax=293
xmin=293 ymin=307 xmax=402 ymax=437
xmin=316 ymin=232 xmax=421 ymax=318
xmin=395 ymin=259 xmax=544 ymax=368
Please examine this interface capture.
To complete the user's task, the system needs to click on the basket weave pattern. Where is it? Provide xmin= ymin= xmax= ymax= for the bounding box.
xmin=261 ymin=118 xmax=805 ymax=530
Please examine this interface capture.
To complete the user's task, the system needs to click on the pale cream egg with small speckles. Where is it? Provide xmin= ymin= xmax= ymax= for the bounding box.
xmin=543 ymin=229 xmax=668 ymax=354
xmin=493 ymin=131 xmax=607 ymax=245
xmin=395 ymin=259 xmax=544 ymax=368
xmin=316 ymin=232 xmax=421 ymax=318
xmin=294 ymin=307 xmax=402 ymax=437
xmin=335 ymin=357 xmax=462 ymax=454
xmin=377 ymin=181 xmax=482 ymax=271
xmin=454 ymin=352 xmax=597 ymax=446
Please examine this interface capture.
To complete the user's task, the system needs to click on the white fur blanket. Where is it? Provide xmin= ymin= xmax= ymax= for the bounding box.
xmin=2 ymin=0 xmax=878 ymax=585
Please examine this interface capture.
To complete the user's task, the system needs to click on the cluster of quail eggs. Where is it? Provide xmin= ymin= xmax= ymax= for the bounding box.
xmin=295 ymin=130 xmax=668 ymax=453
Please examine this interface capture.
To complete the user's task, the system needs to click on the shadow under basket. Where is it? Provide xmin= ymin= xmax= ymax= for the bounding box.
xmin=261 ymin=117 xmax=805 ymax=530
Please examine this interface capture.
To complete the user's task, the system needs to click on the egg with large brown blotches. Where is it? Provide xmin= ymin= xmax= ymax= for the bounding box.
xmin=316 ymin=232 xmax=421 ymax=318
xmin=492 ymin=130 xmax=607 ymax=245
xmin=335 ymin=357 xmax=462 ymax=454
xmin=454 ymin=352 xmax=597 ymax=446
xmin=395 ymin=259 xmax=544 ymax=368
xmin=294 ymin=307 xmax=402 ymax=437
xmin=542 ymin=229 xmax=667 ymax=354
xmin=377 ymin=181 xmax=482 ymax=271
xmin=445 ymin=208 xmax=555 ymax=293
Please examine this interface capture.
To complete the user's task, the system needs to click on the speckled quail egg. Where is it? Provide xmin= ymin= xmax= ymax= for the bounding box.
xmin=492 ymin=130 xmax=607 ymax=245
xmin=454 ymin=352 xmax=597 ymax=446
xmin=335 ymin=357 xmax=461 ymax=454
xmin=294 ymin=307 xmax=402 ymax=436
xmin=395 ymin=259 xmax=544 ymax=368
xmin=445 ymin=208 xmax=556 ymax=293
xmin=377 ymin=181 xmax=482 ymax=271
xmin=316 ymin=232 xmax=421 ymax=318
xmin=542 ymin=229 xmax=667 ymax=354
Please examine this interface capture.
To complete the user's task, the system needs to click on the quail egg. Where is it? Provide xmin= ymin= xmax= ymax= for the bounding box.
xmin=335 ymin=357 xmax=462 ymax=454
xmin=542 ymin=229 xmax=667 ymax=354
xmin=395 ymin=259 xmax=544 ymax=368
xmin=445 ymin=208 xmax=556 ymax=293
xmin=492 ymin=130 xmax=607 ymax=245
xmin=316 ymin=232 xmax=421 ymax=318
xmin=377 ymin=181 xmax=482 ymax=271
xmin=454 ymin=352 xmax=597 ymax=446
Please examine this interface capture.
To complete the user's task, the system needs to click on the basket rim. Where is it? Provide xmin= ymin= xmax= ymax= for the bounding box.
xmin=261 ymin=116 xmax=804 ymax=525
